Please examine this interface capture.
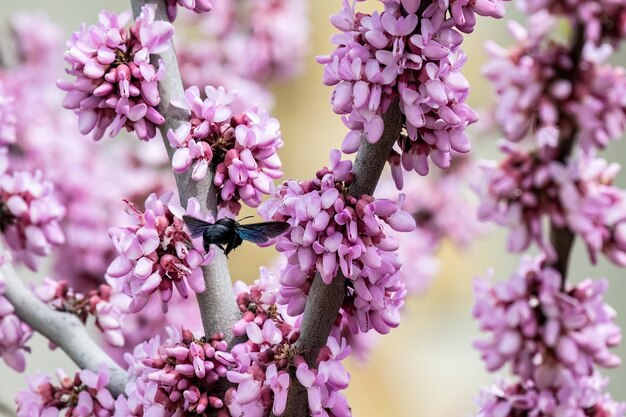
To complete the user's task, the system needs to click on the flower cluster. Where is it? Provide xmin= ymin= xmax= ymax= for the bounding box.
xmin=106 ymin=193 xmax=213 ymax=313
xmin=16 ymin=366 xmax=115 ymax=417
xmin=476 ymin=374 xmax=625 ymax=417
xmin=0 ymin=165 xmax=65 ymax=271
xmin=167 ymin=86 xmax=283 ymax=215
xmin=260 ymin=151 xmax=414 ymax=334
xmin=318 ymin=0 xmax=506 ymax=180
xmin=166 ymin=0 xmax=213 ymax=22
xmin=34 ymin=278 xmax=125 ymax=347
xmin=117 ymin=269 xmax=352 ymax=417
xmin=58 ymin=6 xmax=174 ymax=140
xmin=176 ymin=0 xmax=309 ymax=98
xmin=483 ymin=13 xmax=626 ymax=152
xmin=477 ymin=143 xmax=626 ymax=266
xmin=0 ymin=277 xmax=32 ymax=372
xmin=517 ymin=0 xmax=626 ymax=44
xmin=473 ymin=257 xmax=621 ymax=384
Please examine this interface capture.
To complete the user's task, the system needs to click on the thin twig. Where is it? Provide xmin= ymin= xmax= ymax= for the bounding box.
xmin=1 ymin=264 xmax=127 ymax=397
xmin=130 ymin=0 xmax=241 ymax=343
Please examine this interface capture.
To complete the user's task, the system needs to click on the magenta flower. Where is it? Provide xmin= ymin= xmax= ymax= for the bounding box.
xmin=167 ymin=85 xmax=283 ymax=215
xmin=34 ymin=278 xmax=125 ymax=348
xmin=473 ymin=257 xmax=621 ymax=386
xmin=58 ymin=6 xmax=174 ymax=140
xmin=484 ymin=14 xmax=626 ymax=151
xmin=0 ymin=277 xmax=32 ymax=372
xmin=166 ymin=0 xmax=213 ymax=22
xmin=317 ymin=0 xmax=505 ymax=179
xmin=0 ymin=167 xmax=65 ymax=271
xmin=476 ymin=374 xmax=625 ymax=417
xmin=260 ymin=151 xmax=414 ymax=333
xmin=16 ymin=366 xmax=116 ymax=417
xmin=106 ymin=193 xmax=214 ymax=313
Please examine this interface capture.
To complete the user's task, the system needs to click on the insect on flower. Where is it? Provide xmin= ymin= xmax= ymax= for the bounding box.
xmin=183 ymin=215 xmax=290 ymax=256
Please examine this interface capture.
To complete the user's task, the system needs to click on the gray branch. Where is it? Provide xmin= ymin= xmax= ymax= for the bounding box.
xmin=1 ymin=264 xmax=127 ymax=397
xmin=279 ymin=101 xmax=404 ymax=417
xmin=130 ymin=0 xmax=241 ymax=342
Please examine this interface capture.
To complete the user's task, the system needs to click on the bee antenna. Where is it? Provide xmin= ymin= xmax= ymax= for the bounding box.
xmin=238 ymin=215 xmax=254 ymax=223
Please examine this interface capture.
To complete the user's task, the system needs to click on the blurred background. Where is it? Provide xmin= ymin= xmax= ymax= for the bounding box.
xmin=0 ymin=1 xmax=625 ymax=416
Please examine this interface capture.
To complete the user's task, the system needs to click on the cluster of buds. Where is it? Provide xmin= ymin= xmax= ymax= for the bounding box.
xmin=34 ymin=278 xmax=125 ymax=347
xmin=0 ymin=277 xmax=32 ymax=372
xmin=318 ymin=0 xmax=507 ymax=182
xmin=16 ymin=366 xmax=115 ymax=417
xmin=106 ymin=193 xmax=213 ymax=313
xmin=260 ymin=151 xmax=414 ymax=334
xmin=58 ymin=6 xmax=174 ymax=140
xmin=0 ymin=165 xmax=65 ymax=271
xmin=167 ymin=86 xmax=283 ymax=216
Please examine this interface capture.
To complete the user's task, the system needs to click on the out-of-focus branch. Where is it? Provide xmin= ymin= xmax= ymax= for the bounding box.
xmin=548 ymin=22 xmax=585 ymax=284
xmin=130 ymin=0 xmax=241 ymax=342
xmin=279 ymin=101 xmax=404 ymax=417
xmin=1 ymin=264 xmax=127 ymax=397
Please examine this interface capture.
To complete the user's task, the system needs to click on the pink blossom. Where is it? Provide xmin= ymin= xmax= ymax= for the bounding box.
xmin=473 ymin=257 xmax=621 ymax=386
xmin=260 ymin=151 xmax=414 ymax=333
xmin=166 ymin=0 xmax=213 ymax=22
xmin=106 ymin=193 xmax=214 ymax=313
xmin=476 ymin=374 xmax=625 ymax=417
xmin=34 ymin=279 xmax=125 ymax=348
xmin=318 ymin=0 xmax=506 ymax=179
xmin=167 ymin=86 xmax=283 ymax=215
xmin=0 ymin=277 xmax=32 ymax=372
xmin=484 ymin=15 xmax=626 ymax=151
xmin=0 ymin=168 xmax=65 ymax=271
xmin=16 ymin=366 xmax=116 ymax=417
xmin=58 ymin=6 xmax=173 ymax=140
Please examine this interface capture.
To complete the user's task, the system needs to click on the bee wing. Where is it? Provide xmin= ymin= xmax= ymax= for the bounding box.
xmin=182 ymin=215 xmax=213 ymax=238
xmin=236 ymin=221 xmax=290 ymax=244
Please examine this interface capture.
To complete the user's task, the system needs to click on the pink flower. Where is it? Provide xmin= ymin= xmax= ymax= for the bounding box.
xmin=484 ymin=14 xmax=626 ymax=151
xmin=476 ymin=375 xmax=625 ymax=417
xmin=318 ymin=0 xmax=505 ymax=179
xmin=16 ymin=366 xmax=116 ymax=417
xmin=0 ymin=277 xmax=32 ymax=372
xmin=473 ymin=257 xmax=621 ymax=386
xmin=0 ymin=168 xmax=65 ymax=271
xmin=167 ymin=86 xmax=283 ymax=215
xmin=58 ymin=6 xmax=173 ymax=140
xmin=176 ymin=0 xmax=309 ymax=88
xmin=106 ymin=193 xmax=214 ymax=313
xmin=260 ymin=151 xmax=414 ymax=333
xmin=34 ymin=279 xmax=125 ymax=348
xmin=166 ymin=0 xmax=213 ymax=22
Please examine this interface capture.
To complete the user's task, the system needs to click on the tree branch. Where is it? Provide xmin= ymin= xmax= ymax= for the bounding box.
xmin=548 ymin=22 xmax=585 ymax=284
xmin=130 ymin=0 xmax=241 ymax=343
xmin=280 ymin=101 xmax=404 ymax=417
xmin=0 ymin=264 xmax=127 ymax=397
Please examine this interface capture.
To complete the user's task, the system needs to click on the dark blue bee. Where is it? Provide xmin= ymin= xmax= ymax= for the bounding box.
xmin=183 ymin=215 xmax=290 ymax=256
